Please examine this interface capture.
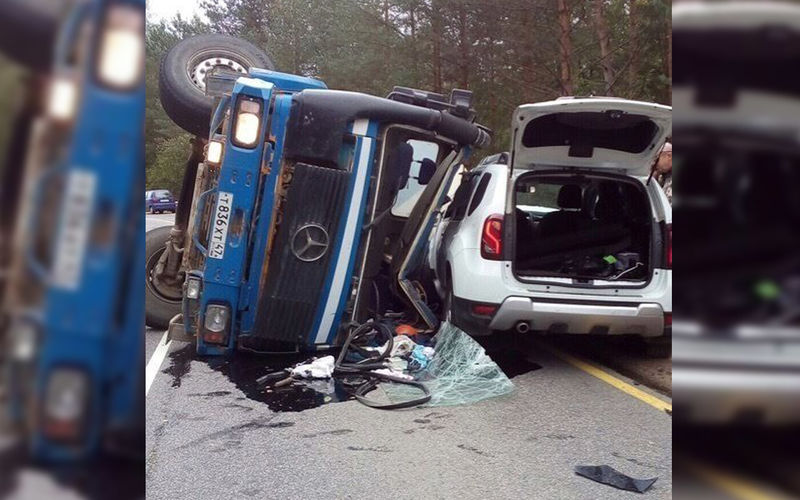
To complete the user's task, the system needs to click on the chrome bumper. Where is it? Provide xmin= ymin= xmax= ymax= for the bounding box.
xmin=487 ymin=296 xmax=664 ymax=336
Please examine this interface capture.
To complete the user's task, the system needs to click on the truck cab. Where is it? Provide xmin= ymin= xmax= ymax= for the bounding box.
xmin=1 ymin=0 xmax=145 ymax=461
xmin=151 ymin=37 xmax=489 ymax=355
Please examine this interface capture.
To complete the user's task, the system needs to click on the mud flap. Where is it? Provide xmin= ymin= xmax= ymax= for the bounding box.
xmin=166 ymin=314 xmax=194 ymax=343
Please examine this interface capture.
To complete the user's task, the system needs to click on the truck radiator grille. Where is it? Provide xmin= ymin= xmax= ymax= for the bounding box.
xmin=252 ymin=163 xmax=351 ymax=343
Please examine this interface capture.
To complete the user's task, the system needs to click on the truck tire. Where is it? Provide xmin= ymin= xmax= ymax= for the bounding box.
xmin=145 ymin=226 xmax=182 ymax=329
xmin=159 ymin=34 xmax=274 ymax=137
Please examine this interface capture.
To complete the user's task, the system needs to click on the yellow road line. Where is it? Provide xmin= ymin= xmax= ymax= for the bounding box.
xmin=685 ymin=458 xmax=788 ymax=500
xmin=537 ymin=342 xmax=672 ymax=413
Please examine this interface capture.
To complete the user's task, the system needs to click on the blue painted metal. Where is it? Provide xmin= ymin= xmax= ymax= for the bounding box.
xmin=196 ymin=78 xmax=274 ymax=356
xmin=193 ymin=71 xmax=332 ymax=351
xmin=19 ymin=0 xmax=146 ymax=461
xmin=306 ymin=121 xmax=379 ymax=346
xmin=238 ymin=93 xmax=292 ymax=334
xmin=248 ymin=68 xmax=327 ymax=92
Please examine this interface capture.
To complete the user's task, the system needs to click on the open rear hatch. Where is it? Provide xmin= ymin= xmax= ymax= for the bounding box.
xmin=511 ymin=97 xmax=671 ymax=176
xmin=510 ymin=98 xmax=671 ymax=284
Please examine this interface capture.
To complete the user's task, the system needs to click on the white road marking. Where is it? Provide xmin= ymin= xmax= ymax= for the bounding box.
xmin=145 ymin=331 xmax=171 ymax=396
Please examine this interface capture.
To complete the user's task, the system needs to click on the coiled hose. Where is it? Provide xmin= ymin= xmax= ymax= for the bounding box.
xmin=258 ymin=321 xmax=431 ymax=410
xmin=335 ymin=320 xmax=431 ymax=409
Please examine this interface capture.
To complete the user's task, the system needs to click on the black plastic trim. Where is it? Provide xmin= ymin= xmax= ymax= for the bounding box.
xmin=284 ymin=90 xmax=489 ymax=168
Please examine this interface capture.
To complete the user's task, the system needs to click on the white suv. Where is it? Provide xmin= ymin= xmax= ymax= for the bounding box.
xmin=430 ymin=97 xmax=672 ymax=356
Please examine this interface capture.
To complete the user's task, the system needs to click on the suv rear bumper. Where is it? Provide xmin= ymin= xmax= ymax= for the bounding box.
xmin=487 ymin=296 xmax=665 ymax=336
xmin=673 ymin=326 xmax=800 ymax=424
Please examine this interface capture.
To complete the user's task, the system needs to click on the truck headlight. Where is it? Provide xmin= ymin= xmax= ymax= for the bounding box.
xmin=43 ymin=368 xmax=88 ymax=441
xmin=204 ymin=305 xmax=229 ymax=333
xmin=186 ymin=277 xmax=201 ymax=300
xmin=233 ymin=98 xmax=262 ymax=147
xmin=205 ymin=140 xmax=224 ymax=166
xmin=47 ymin=77 xmax=78 ymax=121
xmin=97 ymin=4 xmax=144 ymax=89
xmin=203 ymin=304 xmax=230 ymax=345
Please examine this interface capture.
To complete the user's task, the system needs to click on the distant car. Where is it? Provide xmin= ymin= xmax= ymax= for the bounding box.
xmin=145 ymin=189 xmax=177 ymax=213
xmin=431 ymin=97 xmax=672 ymax=357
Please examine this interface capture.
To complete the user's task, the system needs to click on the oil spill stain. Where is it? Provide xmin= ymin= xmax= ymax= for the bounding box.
xmin=545 ymin=434 xmax=576 ymax=441
xmin=162 ymin=344 xmax=194 ymax=387
xmin=347 ymin=446 xmax=392 ymax=453
xmin=176 ymin=418 xmax=294 ymax=450
xmin=489 ymin=351 xmax=542 ymax=378
xmin=161 ymin=345 xmax=355 ymax=412
xmin=188 ymin=390 xmax=231 ymax=397
xmin=301 ymin=429 xmax=354 ymax=438
xmin=207 ymin=351 xmax=356 ymax=412
xmin=457 ymin=444 xmax=493 ymax=458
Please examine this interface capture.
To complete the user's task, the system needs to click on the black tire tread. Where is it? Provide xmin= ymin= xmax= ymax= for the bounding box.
xmin=158 ymin=34 xmax=274 ymax=137
xmin=145 ymin=226 xmax=182 ymax=329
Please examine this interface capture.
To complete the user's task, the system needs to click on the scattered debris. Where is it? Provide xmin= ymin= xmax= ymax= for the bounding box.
xmin=248 ymin=320 xmax=514 ymax=411
xmin=291 ymin=356 xmax=335 ymax=379
xmin=574 ymin=464 xmax=658 ymax=493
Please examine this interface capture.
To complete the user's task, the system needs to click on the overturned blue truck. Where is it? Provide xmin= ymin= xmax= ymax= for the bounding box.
xmin=146 ymin=34 xmax=490 ymax=356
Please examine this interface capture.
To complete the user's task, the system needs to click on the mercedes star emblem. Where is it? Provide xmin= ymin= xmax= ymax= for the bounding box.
xmin=291 ymin=224 xmax=330 ymax=262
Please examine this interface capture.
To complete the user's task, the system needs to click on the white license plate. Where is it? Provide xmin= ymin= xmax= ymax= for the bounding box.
xmin=52 ymin=170 xmax=96 ymax=290
xmin=208 ymin=191 xmax=233 ymax=259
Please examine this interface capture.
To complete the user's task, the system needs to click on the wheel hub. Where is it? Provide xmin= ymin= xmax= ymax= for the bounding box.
xmin=189 ymin=56 xmax=248 ymax=91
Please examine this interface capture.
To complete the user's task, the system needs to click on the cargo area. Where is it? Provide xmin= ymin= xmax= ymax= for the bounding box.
xmin=513 ymin=172 xmax=653 ymax=283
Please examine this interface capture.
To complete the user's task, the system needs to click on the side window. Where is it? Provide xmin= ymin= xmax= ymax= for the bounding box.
xmin=449 ymin=174 xmax=479 ymax=221
xmin=391 ymin=139 xmax=440 ymax=217
xmin=467 ymin=173 xmax=492 ymax=216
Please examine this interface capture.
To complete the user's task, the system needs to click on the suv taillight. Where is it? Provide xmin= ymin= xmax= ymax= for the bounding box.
xmin=481 ymin=214 xmax=504 ymax=260
xmin=666 ymin=223 xmax=672 ymax=269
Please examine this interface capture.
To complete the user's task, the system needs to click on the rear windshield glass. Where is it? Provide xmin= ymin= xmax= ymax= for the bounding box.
xmin=153 ymin=190 xmax=172 ymax=198
xmin=674 ymin=29 xmax=800 ymax=101
xmin=521 ymin=112 xmax=658 ymax=157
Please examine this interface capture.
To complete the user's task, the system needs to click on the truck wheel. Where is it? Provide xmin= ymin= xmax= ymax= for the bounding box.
xmin=159 ymin=34 xmax=274 ymax=137
xmin=145 ymin=226 xmax=182 ymax=329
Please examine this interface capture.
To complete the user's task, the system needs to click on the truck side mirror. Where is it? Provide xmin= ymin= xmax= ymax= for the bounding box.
xmin=418 ymin=158 xmax=436 ymax=185
xmin=388 ymin=143 xmax=413 ymax=193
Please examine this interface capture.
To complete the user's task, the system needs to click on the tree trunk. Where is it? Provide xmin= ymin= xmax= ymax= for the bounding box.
xmin=627 ymin=0 xmax=641 ymax=96
xmin=431 ymin=0 xmax=443 ymax=92
xmin=457 ymin=4 xmax=469 ymax=88
xmin=592 ymin=0 xmax=614 ymax=95
xmin=556 ymin=0 xmax=575 ymax=95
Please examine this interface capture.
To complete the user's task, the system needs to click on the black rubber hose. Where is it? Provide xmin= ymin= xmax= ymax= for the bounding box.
xmin=353 ymin=373 xmax=431 ymax=410
xmin=257 ymin=321 xmax=431 ymax=409
xmin=334 ymin=321 xmax=431 ymax=410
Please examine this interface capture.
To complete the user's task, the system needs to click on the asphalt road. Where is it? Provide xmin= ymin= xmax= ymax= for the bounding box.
xmin=146 ymin=212 xmax=175 ymax=233
xmin=2 ymin=216 xmax=788 ymax=500
xmin=145 ymin=331 xmax=672 ymax=500
xmin=142 ymin=208 xmax=674 ymax=499
xmin=3 ymin=213 xmax=771 ymax=500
